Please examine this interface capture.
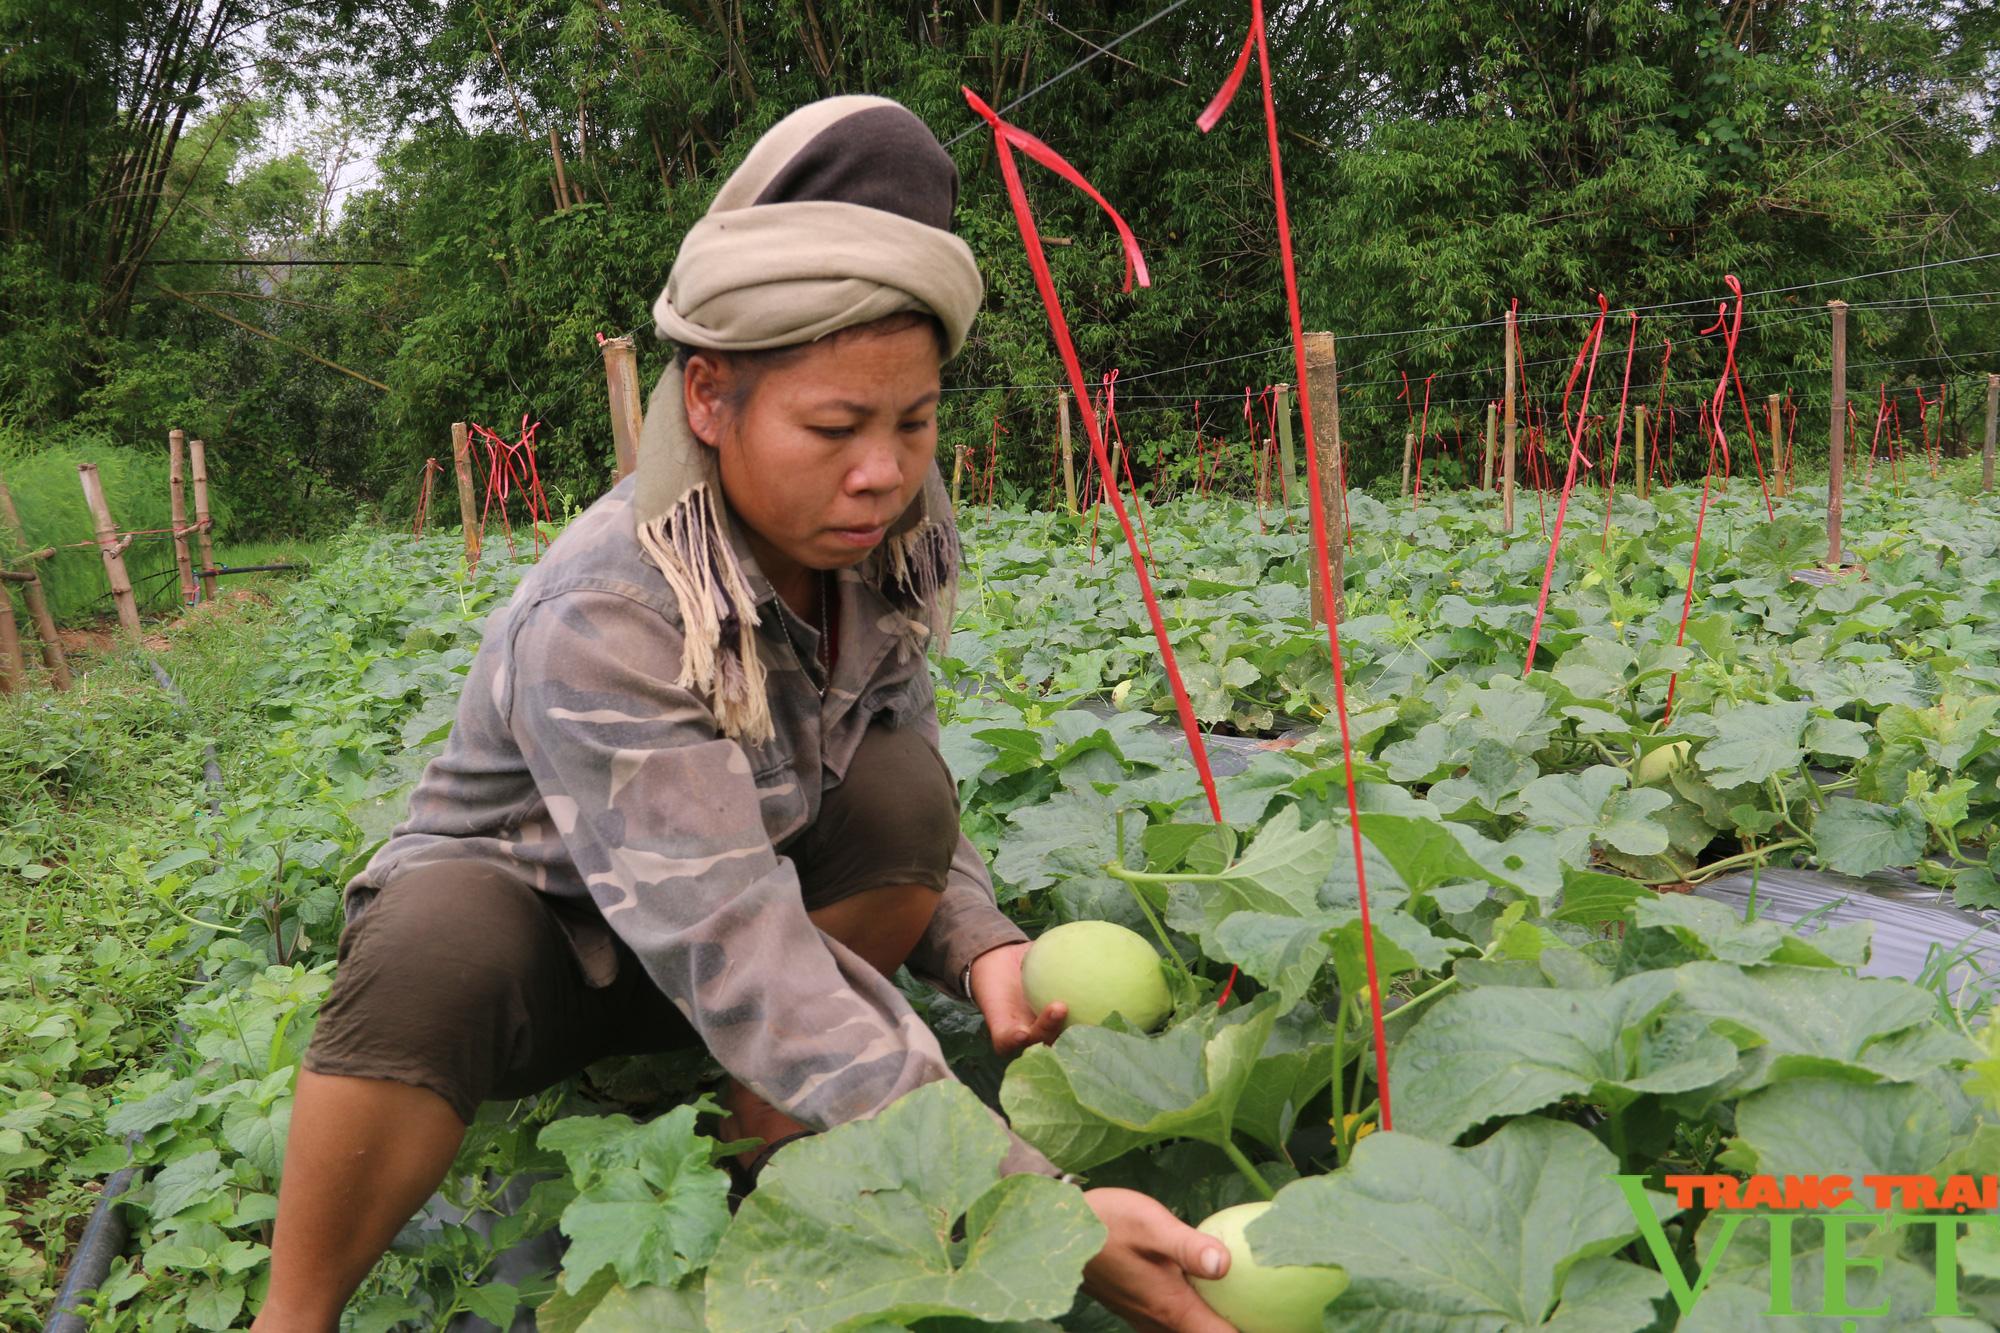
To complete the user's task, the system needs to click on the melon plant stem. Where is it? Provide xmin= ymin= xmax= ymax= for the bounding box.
xmin=1608 ymin=1110 xmax=1631 ymax=1173
xmin=1104 ymin=841 xmax=1193 ymax=985
xmin=1796 ymin=762 xmax=1826 ymax=813
xmin=1328 ymin=998 xmax=1351 ymax=1166
xmin=1221 ymin=1136 xmax=1275 ymax=1201
xmin=1681 ymin=838 xmax=1808 ymax=885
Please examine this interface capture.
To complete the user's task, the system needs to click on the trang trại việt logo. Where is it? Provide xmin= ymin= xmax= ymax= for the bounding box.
xmin=1617 ymin=1173 xmax=1998 ymax=1324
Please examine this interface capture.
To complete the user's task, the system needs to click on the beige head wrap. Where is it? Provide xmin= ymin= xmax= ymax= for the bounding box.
xmin=631 ymin=96 xmax=980 ymax=743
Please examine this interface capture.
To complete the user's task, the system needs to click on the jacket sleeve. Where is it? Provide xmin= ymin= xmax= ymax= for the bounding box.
xmin=505 ymin=587 xmax=1062 ymax=1178
xmin=899 ymin=690 xmax=1030 ymax=1003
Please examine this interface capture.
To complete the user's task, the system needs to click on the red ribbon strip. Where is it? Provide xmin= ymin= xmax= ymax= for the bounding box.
xmin=1662 ymin=289 xmax=1747 ymax=722
xmin=1104 ymin=371 xmax=1153 ymax=562
xmin=1866 ymin=385 xmax=1889 ymax=484
xmin=1522 ymin=295 xmax=1610 ymax=676
xmin=1411 ymin=374 xmax=1435 ymax=506
xmin=1600 ymin=311 xmax=1641 ymax=548
xmin=411 ymin=457 xmax=443 ymax=538
xmin=1200 ymin=0 xmax=1392 ymax=1124
xmin=962 ymin=88 xmax=1224 ymax=853
xmin=1718 ymin=276 xmax=1775 ymax=519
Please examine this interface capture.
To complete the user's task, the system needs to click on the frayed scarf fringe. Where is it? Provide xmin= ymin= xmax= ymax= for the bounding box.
xmin=635 ymin=484 xmax=958 ymax=744
xmin=635 ymin=483 xmax=775 ymax=746
xmin=882 ymin=516 xmax=958 ymax=661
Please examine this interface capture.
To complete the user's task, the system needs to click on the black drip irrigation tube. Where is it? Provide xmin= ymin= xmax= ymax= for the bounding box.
xmin=43 ymin=659 xmax=222 ymax=1331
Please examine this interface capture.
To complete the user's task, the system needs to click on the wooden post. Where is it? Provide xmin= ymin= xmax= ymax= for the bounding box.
xmin=1059 ymin=391 xmax=1077 ymax=514
xmin=77 ymin=464 xmax=142 ymax=639
xmin=1275 ymin=383 xmax=1297 ymax=505
xmin=1983 ymin=373 xmax=1998 ymax=493
xmin=1400 ymin=431 xmax=1414 ymax=498
xmin=452 ymin=422 xmax=481 ymax=565
xmin=0 ymin=578 xmax=22 ymax=694
xmin=1634 ymin=407 xmax=1649 ymax=499
xmin=168 ymin=430 xmax=197 ymax=605
xmin=1481 ymin=402 xmax=1498 ymax=492
xmin=1765 ymin=394 xmax=1784 ymax=496
xmin=1827 ymin=301 xmax=1847 ymax=567
xmin=188 ymin=439 xmax=218 ymax=600
xmin=1304 ymin=332 xmax=1344 ymax=625
xmin=0 ymin=469 xmax=69 ymax=689
xmin=601 ymin=336 xmax=643 ymax=483
xmin=1502 ymin=307 xmax=1519 ymax=532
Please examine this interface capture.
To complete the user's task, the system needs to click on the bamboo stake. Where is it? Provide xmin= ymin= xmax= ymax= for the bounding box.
xmin=601 ymin=336 xmax=643 ymax=483
xmin=1983 ymin=373 xmax=1998 ymax=494
xmin=168 ymin=429 xmax=196 ymax=604
xmin=1059 ymin=391 xmax=1077 ymax=514
xmin=1400 ymin=431 xmax=1414 ymax=498
xmin=189 ymin=439 xmax=218 ymax=600
xmin=0 ymin=468 xmax=70 ymax=689
xmin=1827 ymin=301 xmax=1847 ymax=566
xmin=1634 ymin=407 xmax=1649 ymax=499
xmin=1502 ymin=308 xmax=1519 ymax=532
xmin=1304 ymin=332 xmax=1344 ymax=624
xmin=1276 ymin=382 xmax=1297 ymax=504
xmin=452 ymin=421 xmax=481 ymax=565
xmin=950 ymin=443 xmax=965 ymax=511
xmin=78 ymin=464 xmax=142 ymax=639
xmin=1481 ymin=402 xmax=1498 ymax=491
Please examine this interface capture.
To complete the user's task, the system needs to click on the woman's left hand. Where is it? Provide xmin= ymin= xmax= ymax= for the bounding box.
xmin=969 ymin=942 xmax=1066 ymax=1056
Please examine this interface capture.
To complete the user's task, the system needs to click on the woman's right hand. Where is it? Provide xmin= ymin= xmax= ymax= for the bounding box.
xmin=1078 ymin=1187 xmax=1238 ymax=1332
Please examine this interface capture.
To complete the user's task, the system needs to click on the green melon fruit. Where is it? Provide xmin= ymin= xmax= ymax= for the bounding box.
xmin=1020 ymin=920 xmax=1171 ymax=1031
xmin=1635 ymin=741 xmax=1692 ymax=786
xmin=1190 ymin=1201 xmax=1349 ymax=1333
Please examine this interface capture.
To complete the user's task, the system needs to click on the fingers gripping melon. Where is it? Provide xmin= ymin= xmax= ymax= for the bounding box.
xmin=1020 ymin=920 xmax=1171 ymax=1031
xmin=1191 ymin=1201 xmax=1350 ymax=1333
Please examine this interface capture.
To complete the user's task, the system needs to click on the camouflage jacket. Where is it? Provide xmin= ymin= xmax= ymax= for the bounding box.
xmin=349 ymin=475 xmax=1061 ymax=1179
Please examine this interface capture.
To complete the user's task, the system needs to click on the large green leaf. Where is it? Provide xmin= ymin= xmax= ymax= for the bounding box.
xmin=1673 ymin=963 xmax=1960 ymax=1092
xmin=704 ymin=1081 xmax=1102 ymax=1332
xmin=1812 ymin=797 xmax=1926 ymax=875
xmin=998 ymin=996 xmax=1285 ymax=1170
xmin=1678 ymin=1250 xmax=1954 ymax=1332
xmin=1355 ymin=812 xmax=1534 ymax=897
xmin=1210 ymin=905 xmax=1454 ymax=1010
xmin=1157 ymin=804 xmax=1340 ymax=941
xmin=574 ymin=1283 xmax=705 ymax=1332
xmin=1256 ymin=1117 xmax=1673 ymax=1330
xmin=1427 ymin=740 xmax=1538 ymax=817
xmin=1729 ymin=1078 xmax=1953 ymax=1179
xmin=1552 ymin=639 xmax=1638 ymax=699
xmin=1518 ymin=765 xmax=1672 ymax=862
xmin=1631 ymin=894 xmax=1870 ymax=968
xmin=540 ymin=1104 xmax=733 ymax=1294
xmin=1389 ymin=973 xmax=1739 ymax=1142
xmin=1551 ymin=870 xmax=1656 ymax=926
xmin=1686 ymin=701 xmax=1811 ymax=789
xmin=994 ymin=786 xmax=1145 ymax=898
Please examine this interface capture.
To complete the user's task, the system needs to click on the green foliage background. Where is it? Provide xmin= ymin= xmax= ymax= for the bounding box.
xmin=2 ymin=0 xmax=1997 ymax=559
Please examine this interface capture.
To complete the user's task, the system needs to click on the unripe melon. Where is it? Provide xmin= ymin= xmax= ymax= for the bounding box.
xmin=1020 ymin=921 xmax=1171 ymax=1031
xmin=1635 ymin=741 xmax=1691 ymax=786
xmin=1191 ymin=1201 xmax=1349 ymax=1333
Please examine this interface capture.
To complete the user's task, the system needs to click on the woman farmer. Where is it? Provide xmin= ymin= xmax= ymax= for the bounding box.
xmin=254 ymin=97 xmax=1237 ymax=1332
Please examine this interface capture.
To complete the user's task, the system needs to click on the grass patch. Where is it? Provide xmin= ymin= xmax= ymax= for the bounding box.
xmin=0 ymin=589 xmax=284 ymax=1322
